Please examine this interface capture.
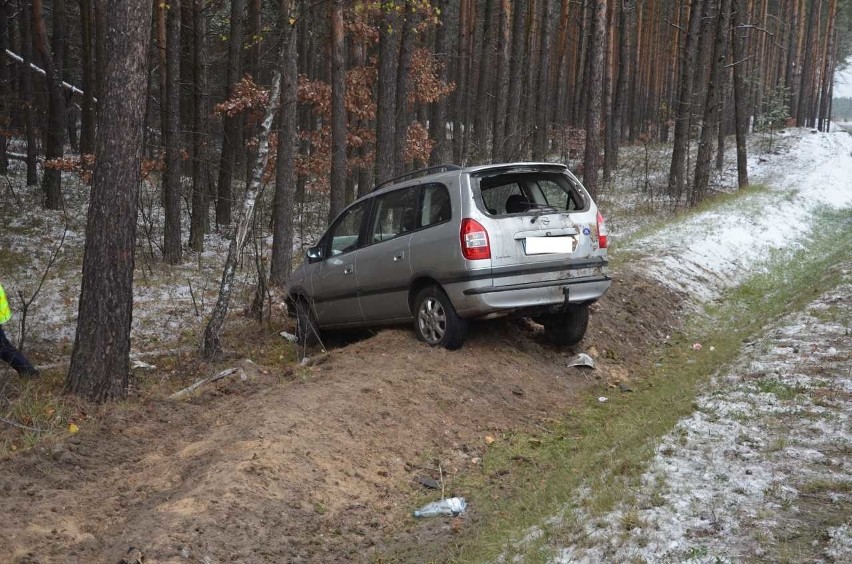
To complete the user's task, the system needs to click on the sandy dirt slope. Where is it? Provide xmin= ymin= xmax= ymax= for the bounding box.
xmin=0 ymin=270 xmax=682 ymax=562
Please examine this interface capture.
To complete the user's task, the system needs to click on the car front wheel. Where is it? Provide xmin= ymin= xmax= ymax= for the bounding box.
xmin=413 ymin=286 xmax=468 ymax=350
xmin=543 ymin=303 xmax=590 ymax=347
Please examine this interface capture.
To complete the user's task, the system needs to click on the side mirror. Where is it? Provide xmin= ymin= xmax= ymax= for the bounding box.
xmin=306 ymin=246 xmax=323 ymax=263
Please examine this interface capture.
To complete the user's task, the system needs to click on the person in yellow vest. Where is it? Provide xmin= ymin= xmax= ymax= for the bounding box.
xmin=0 ymin=284 xmax=39 ymax=377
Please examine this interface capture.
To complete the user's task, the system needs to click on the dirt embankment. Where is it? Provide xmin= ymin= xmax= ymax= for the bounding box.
xmin=0 ymin=269 xmax=682 ymax=562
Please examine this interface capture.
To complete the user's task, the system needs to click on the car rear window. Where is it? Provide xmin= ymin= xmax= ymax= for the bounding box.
xmin=475 ymin=171 xmax=586 ymax=216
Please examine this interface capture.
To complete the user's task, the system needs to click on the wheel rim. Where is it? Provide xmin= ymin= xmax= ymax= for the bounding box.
xmin=417 ymin=297 xmax=447 ymax=344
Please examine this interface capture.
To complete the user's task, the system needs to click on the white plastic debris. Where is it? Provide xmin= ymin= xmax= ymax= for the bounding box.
xmin=598 ymin=396 xmax=608 ymax=403
xmin=131 ymin=360 xmax=156 ymax=370
xmin=280 ymin=331 xmax=298 ymax=342
xmin=569 ymin=353 xmax=596 ymax=369
xmin=413 ymin=497 xmax=467 ymax=518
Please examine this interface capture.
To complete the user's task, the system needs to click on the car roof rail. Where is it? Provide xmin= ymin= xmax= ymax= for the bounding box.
xmin=371 ymin=164 xmax=462 ymax=193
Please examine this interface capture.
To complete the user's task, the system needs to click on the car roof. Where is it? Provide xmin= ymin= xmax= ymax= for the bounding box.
xmin=362 ymin=162 xmax=571 ymax=199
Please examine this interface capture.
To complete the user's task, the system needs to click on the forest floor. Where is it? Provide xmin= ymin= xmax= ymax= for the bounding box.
xmin=0 ymin=128 xmax=850 ymax=563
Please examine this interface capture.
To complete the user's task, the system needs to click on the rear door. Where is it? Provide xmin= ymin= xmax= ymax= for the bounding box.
xmin=356 ymin=185 xmax=418 ymax=322
xmin=310 ymin=200 xmax=368 ymax=326
xmin=473 ymin=169 xmax=601 ymax=287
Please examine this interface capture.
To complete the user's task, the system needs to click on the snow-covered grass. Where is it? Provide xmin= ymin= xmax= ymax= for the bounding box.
xmin=622 ymin=128 xmax=852 ymax=303
xmin=466 ymin=130 xmax=852 ymax=562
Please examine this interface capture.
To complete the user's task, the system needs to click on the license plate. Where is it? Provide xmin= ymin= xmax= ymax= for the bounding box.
xmin=525 ymin=236 xmax=576 ymax=254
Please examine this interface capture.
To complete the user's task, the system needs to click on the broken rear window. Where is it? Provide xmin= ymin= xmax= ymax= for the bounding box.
xmin=474 ymin=170 xmax=587 ymax=216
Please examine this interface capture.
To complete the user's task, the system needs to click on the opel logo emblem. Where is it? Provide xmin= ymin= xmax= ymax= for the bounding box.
xmin=540 ymin=217 xmax=550 ymax=226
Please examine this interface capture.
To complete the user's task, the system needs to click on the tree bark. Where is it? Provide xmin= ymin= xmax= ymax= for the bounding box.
xmin=216 ymin=0 xmax=245 ymax=226
xmin=66 ymin=0 xmax=152 ymax=402
xmin=472 ymin=0 xmax=493 ymax=162
xmin=731 ymin=0 xmax=749 ymax=189
xmin=428 ymin=0 xmax=451 ymax=165
xmin=667 ymin=0 xmax=703 ymax=202
xmin=202 ymin=35 xmax=285 ymax=359
xmin=270 ymin=0 xmax=299 ymax=286
xmin=583 ymin=0 xmax=606 ymax=198
xmin=17 ymin=0 xmax=37 ymax=186
xmin=532 ymin=0 xmax=552 ymax=161
xmin=490 ymin=0 xmax=510 ymax=163
xmin=692 ymin=0 xmax=732 ymax=205
xmin=78 ymin=0 xmax=96 ymax=154
xmin=163 ymin=0 xmax=182 ymax=263
xmin=32 ymin=0 xmax=65 ymax=210
xmin=328 ymin=0 xmax=346 ymax=222
xmin=189 ymin=0 xmax=209 ymax=252
xmin=0 ymin=0 xmax=9 ymax=174
xmin=504 ymin=0 xmax=526 ymax=161
xmin=375 ymin=2 xmax=399 ymax=183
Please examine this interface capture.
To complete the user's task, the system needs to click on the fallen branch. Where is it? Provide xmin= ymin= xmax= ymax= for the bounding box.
xmin=169 ymin=364 xmax=247 ymax=400
xmin=0 ymin=417 xmax=43 ymax=433
xmin=4 ymin=48 xmax=95 ymax=101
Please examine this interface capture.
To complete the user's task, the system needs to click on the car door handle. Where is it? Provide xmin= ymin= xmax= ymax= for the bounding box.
xmin=343 ymin=265 xmax=353 ymax=275
xmin=393 ymin=251 xmax=405 ymax=262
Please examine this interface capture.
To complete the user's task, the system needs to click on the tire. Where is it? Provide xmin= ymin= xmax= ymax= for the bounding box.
xmin=294 ymin=299 xmax=320 ymax=346
xmin=413 ymin=286 xmax=468 ymax=350
xmin=544 ymin=304 xmax=590 ymax=347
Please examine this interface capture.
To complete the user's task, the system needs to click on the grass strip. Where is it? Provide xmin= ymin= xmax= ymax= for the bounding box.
xmin=440 ymin=207 xmax=851 ymax=563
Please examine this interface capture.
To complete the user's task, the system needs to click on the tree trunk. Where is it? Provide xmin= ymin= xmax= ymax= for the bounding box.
xmin=328 ymin=0 xmax=346 ymax=222
xmin=491 ymin=0 xmax=510 ymax=163
xmin=78 ymin=0 xmax=96 ymax=154
xmin=202 ymin=37 xmax=285 ymax=359
xmin=375 ymin=3 xmax=399 ymax=183
xmin=189 ymin=0 xmax=209 ymax=252
xmin=17 ymin=0 xmax=37 ymax=186
xmin=504 ymin=0 xmax=526 ymax=161
xmin=163 ymin=0 xmax=182 ymax=263
xmin=32 ymin=0 xmax=65 ymax=210
xmin=394 ymin=3 xmax=416 ymax=175
xmin=610 ymin=0 xmax=633 ymax=171
xmin=583 ymin=0 xmax=606 ymax=198
xmin=66 ymin=0 xmax=153 ymax=402
xmin=692 ymin=0 xmax=732 ymax=205
xmin=667 ymin=0 xmax=703 ymax=202
xmin=472 ymin=0 xmax=493 ymax=162
xmin=532 ymin=0 xmax=553 ymax=161
xmin=795 ymin=0 xmax=817 ymax=126
xmin=452 ymin=0 xmax=471 ymax=163
xmin=817 ymin=0 xmax=837 ymax=132
xmin=0 ymin=0 xmax=9 ymax=174
xmin=731 ymin=0 xmax=749 ymax=189
xmin=270 ymin=0 xmax=299 ymax=286
xmin=216 ymin=0 xmax=245 ymax=226
xmin=428 ymin=0 xmax=451 ymax=165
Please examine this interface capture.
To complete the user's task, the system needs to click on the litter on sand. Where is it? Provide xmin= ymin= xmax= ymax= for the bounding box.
xmin=569 ymin=353 xmax=596 ymax=369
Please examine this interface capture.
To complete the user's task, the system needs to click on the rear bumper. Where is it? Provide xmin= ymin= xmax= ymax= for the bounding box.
xmin=449 ymin=275 xmax=611 ymax=318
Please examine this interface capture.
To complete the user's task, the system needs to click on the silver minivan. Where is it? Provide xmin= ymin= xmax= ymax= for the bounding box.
xmin=287 ymin=163 xmax=611 ymax=349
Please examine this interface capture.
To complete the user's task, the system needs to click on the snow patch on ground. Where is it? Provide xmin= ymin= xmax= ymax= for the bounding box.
xmin=623 ymin=129 xmax=852 ymax=302
xmin=554 ymin=283 xmax=852 ymax=563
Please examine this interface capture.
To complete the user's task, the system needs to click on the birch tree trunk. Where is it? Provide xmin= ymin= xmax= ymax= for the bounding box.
xmin=202 ymin=42 xmax=284 ymax=359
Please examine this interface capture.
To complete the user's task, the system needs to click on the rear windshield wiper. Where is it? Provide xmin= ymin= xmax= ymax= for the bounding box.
xmin=529 ymin=203 xmax=558 ymax=223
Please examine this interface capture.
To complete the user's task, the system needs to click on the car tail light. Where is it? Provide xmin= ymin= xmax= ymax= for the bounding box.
xmin=596 ymin=211 xmax=608 ymax=249
xmin=460 ymin=218 xmax=491 ymax=260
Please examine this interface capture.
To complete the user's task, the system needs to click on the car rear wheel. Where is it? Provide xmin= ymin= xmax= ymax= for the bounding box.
xmin=413 ymin=286 xmax=468 ymax=350
xmin=543 ymin=304 xmax=589 ymax=347
xmin=294 ymin=299 xmax=320 ymax=346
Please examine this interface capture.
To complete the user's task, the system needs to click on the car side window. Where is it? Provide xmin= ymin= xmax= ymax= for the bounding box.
xmin=327 ymin=201 xmax=366 ymax=257
xmin=369 ymin=186 xmax=418 ymax=243
xmin=419 ymin=183 xmax=452 ymax=227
